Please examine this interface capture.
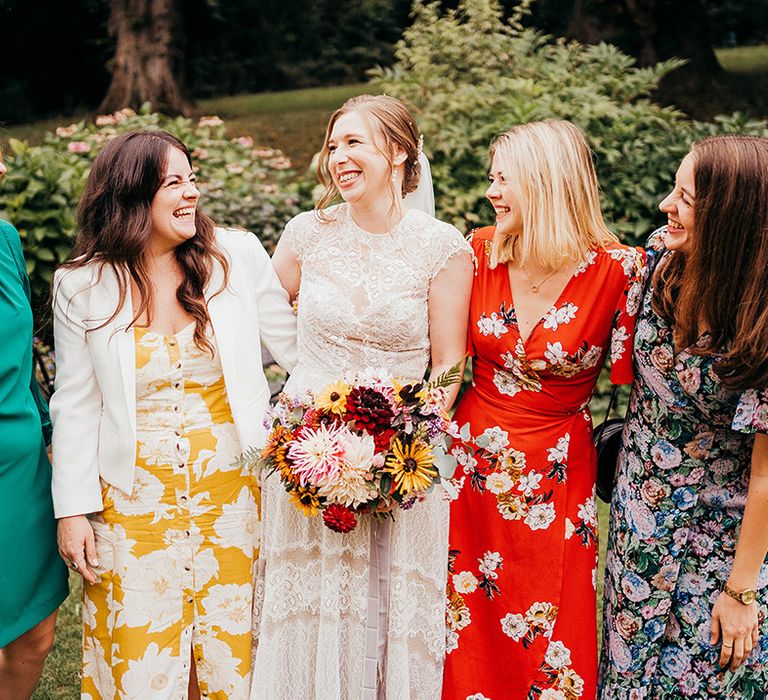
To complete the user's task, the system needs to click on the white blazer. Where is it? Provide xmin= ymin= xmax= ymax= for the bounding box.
xmin=50 ymin=228 xmax=297 ymax=518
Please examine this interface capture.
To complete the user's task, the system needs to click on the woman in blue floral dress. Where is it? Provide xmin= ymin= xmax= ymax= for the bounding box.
xmin=599 ymin=135 xmax=768 ymax=699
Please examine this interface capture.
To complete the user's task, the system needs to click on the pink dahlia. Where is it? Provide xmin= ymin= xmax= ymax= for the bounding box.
xmin=287 ymin=423 xmax=346 ymax=488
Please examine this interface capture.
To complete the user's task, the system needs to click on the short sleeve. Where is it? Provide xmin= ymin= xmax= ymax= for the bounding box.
xmin=426 ymin=221 xmax=473 ymax=281
xmin=278 ymin=216 xmax=303 ymax=261
xmin=732 ymin=388 xmax=768 ymax=435
xmin=278 ymin=212 xmax=317 ymax=263
xmin=609 ymin=246 xmax=647 ymax=385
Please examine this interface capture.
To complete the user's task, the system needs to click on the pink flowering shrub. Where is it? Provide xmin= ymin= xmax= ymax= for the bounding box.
xmin=0 ymin=104 xmax=301 ymax=306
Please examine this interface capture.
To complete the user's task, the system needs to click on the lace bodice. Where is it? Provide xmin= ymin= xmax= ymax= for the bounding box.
xmin=283 ymin=205 xmax=471 ymax=391
xmin=252 ymin=204 xmax=471 ymax=700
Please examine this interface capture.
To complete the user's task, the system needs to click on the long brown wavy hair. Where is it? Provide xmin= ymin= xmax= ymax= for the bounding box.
xmin=652 ymin=135 xmax=768 ymax=390
xmin=60 ymin=130 xmax=228 ymax=354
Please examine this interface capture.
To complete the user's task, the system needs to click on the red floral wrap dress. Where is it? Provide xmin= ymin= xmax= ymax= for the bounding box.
xmin=443 ymin=227 xmax=645 ymax=700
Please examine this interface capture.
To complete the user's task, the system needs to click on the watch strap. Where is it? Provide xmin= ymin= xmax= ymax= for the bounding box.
xmin=723 ymin=583 xmax=757 ymax=605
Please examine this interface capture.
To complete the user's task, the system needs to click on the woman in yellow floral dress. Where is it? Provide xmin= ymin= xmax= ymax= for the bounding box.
xmin=51 ymin=131 xmax=297 ymax=699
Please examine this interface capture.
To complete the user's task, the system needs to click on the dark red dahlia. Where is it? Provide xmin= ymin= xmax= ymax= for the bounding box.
xmin=373 ymin=428 xmax=395 ymax=453
xmin=322 ymin=504 xmax=357 ymax=533
xmin=345 ymin=386 xmax=394 ymax=433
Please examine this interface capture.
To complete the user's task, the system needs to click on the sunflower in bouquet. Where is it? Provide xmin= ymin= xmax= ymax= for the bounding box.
xmin=251 ymin=365 xmax=463 ymax=533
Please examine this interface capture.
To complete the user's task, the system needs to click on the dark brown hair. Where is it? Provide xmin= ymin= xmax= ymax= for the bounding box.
xmin=60 ymin=130 xmax=228 ymax=354
xmin=315 ymin=94 xmax=421 ymax=215
xmin=652 ymin=135 xmax=768 ymax=390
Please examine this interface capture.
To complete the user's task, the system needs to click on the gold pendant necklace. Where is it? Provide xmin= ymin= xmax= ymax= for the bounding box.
xmin=520 ymin=265 xmax=558 ymax=293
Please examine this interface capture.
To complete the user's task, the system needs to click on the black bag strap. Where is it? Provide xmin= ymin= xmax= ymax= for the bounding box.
xmin=604 ymin=383 xmax=619 ymax=420
xmin=595 ymin=384 xmax=620 ymax=442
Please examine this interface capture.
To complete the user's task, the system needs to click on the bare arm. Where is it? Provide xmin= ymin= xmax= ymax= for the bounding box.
xmin=427 ymin=250 xmax=473 ymax=410
xmin=710 ymin=432 xmax=768 ymax=669
xmin=271 ymin=227 xmax=301 ymax=301
xmin=249 ymin=234 xmax=298 ymax=372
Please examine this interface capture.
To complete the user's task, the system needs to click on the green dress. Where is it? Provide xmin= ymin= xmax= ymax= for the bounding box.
xmin=0 ymin=219 xmax=68 ymax=647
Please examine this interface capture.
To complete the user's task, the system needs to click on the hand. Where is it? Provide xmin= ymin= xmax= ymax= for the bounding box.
xmin=710 ymin=590 xmax=760 ymax=670
xmin=57 ymin=515 xmax=99 ymax=584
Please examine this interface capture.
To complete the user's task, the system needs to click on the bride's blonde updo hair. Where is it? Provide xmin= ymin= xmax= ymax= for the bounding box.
xmin=315 ymin=94 xmax=422 ymax=214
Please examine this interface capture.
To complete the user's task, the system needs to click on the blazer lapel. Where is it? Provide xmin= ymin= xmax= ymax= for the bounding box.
xmin=100 ymin=266 xmax=137 ymax=438
xmin=207 ymin=260 xmax=237 ymax=405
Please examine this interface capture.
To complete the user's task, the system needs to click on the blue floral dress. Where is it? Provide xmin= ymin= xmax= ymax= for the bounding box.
xmin=599 ymin=228 xmax=768 ymax=699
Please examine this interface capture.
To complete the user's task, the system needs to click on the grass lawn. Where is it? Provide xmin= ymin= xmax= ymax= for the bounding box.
xmin=716 ymin=43 xmax=768 ymax=74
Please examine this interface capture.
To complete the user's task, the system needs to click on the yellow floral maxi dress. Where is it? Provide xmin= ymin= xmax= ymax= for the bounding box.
xmin=82 ymin=324 xmax=260 ymax=700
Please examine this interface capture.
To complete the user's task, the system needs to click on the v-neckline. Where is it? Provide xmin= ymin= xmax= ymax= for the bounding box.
xmin=503 ymin=263 xmax=581 ymax=348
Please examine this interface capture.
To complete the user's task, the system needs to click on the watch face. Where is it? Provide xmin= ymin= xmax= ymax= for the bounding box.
xmin=742 ymin=590 xmax=757 ymax=604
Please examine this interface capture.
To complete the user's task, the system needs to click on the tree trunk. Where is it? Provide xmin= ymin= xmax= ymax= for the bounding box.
xmin=98 ymin=0 xmax=190 ymax=115
xmin=565 ymin=0 xmax=603 ymax=45
xmin=621 ymin=0 xmax=721 ymax=75
xmin=563 ymin=0 xmax=721 ymax=80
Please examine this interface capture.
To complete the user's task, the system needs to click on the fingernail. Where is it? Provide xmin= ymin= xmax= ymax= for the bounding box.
xmin=92 ymin=559 xmax=99 ymax=566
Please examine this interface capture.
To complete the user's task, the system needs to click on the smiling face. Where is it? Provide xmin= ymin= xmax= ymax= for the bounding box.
xmin=149 ymin=146 xmax=200 ymax=253
xmin=326 ymin=110 xmax=405 ymax=211
xmin=486 ymin=153 xmax=523 ymax=238
xmin=659 ymin=152 xmax=696 ymax=253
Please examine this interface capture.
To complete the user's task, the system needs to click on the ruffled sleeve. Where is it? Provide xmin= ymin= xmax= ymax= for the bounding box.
xmin=732 ymin=388 xmax=768 ymax=435
xmin=609 ymin=245 xmax=647 ymax=385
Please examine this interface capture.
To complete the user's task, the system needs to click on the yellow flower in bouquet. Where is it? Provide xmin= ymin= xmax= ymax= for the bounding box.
xmin=289 ymin=486 xmax=322 ymax=517
xmin=316 ymin=380 xmax=352 ymax=416
xmin=262 ymin=424 xmax=295 ymax=482
xmin=386 ymin=438 xmax=438 ymax=494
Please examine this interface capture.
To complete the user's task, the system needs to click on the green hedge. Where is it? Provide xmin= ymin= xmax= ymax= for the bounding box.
xmin=370 ymin=0 xmax=768 ymax=243
xmin=0 ymin=106 xmax=302 ymax=306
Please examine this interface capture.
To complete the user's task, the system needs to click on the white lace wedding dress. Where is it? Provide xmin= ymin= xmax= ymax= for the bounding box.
xmin=251 ymin=204 xmax=471 ymax=700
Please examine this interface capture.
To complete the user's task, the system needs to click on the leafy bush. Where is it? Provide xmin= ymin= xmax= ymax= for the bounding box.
xmin=0 ymin=105 xmax=301 ymax=305
xmin=370 ymin=0 xmax=768 ymax=241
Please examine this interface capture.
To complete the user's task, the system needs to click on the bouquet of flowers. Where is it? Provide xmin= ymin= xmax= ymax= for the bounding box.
xmin=248 ymin=366 xmax=463 ymax=533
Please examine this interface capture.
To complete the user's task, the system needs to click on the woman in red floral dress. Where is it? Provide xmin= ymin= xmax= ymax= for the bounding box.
xmin=443 ymin=121 xmax=645 ymax=700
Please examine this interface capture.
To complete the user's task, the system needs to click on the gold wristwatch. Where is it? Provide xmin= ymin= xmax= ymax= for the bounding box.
xmin=723 ymin=584 xmax=757 ymax=605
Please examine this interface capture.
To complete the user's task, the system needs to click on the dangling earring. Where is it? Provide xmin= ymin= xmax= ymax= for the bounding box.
xmin=391 ymin=169 xmax=397 ymax=184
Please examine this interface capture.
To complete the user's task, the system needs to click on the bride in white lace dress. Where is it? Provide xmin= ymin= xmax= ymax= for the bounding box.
xmin=251 ymin=95 xmax=473 ymax=699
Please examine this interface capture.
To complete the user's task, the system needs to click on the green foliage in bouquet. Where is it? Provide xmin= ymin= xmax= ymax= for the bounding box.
xmin=0 ymin=105 xmax=302 ymax=305
xmin=370 ymin=0 xmax=768 ymax=243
